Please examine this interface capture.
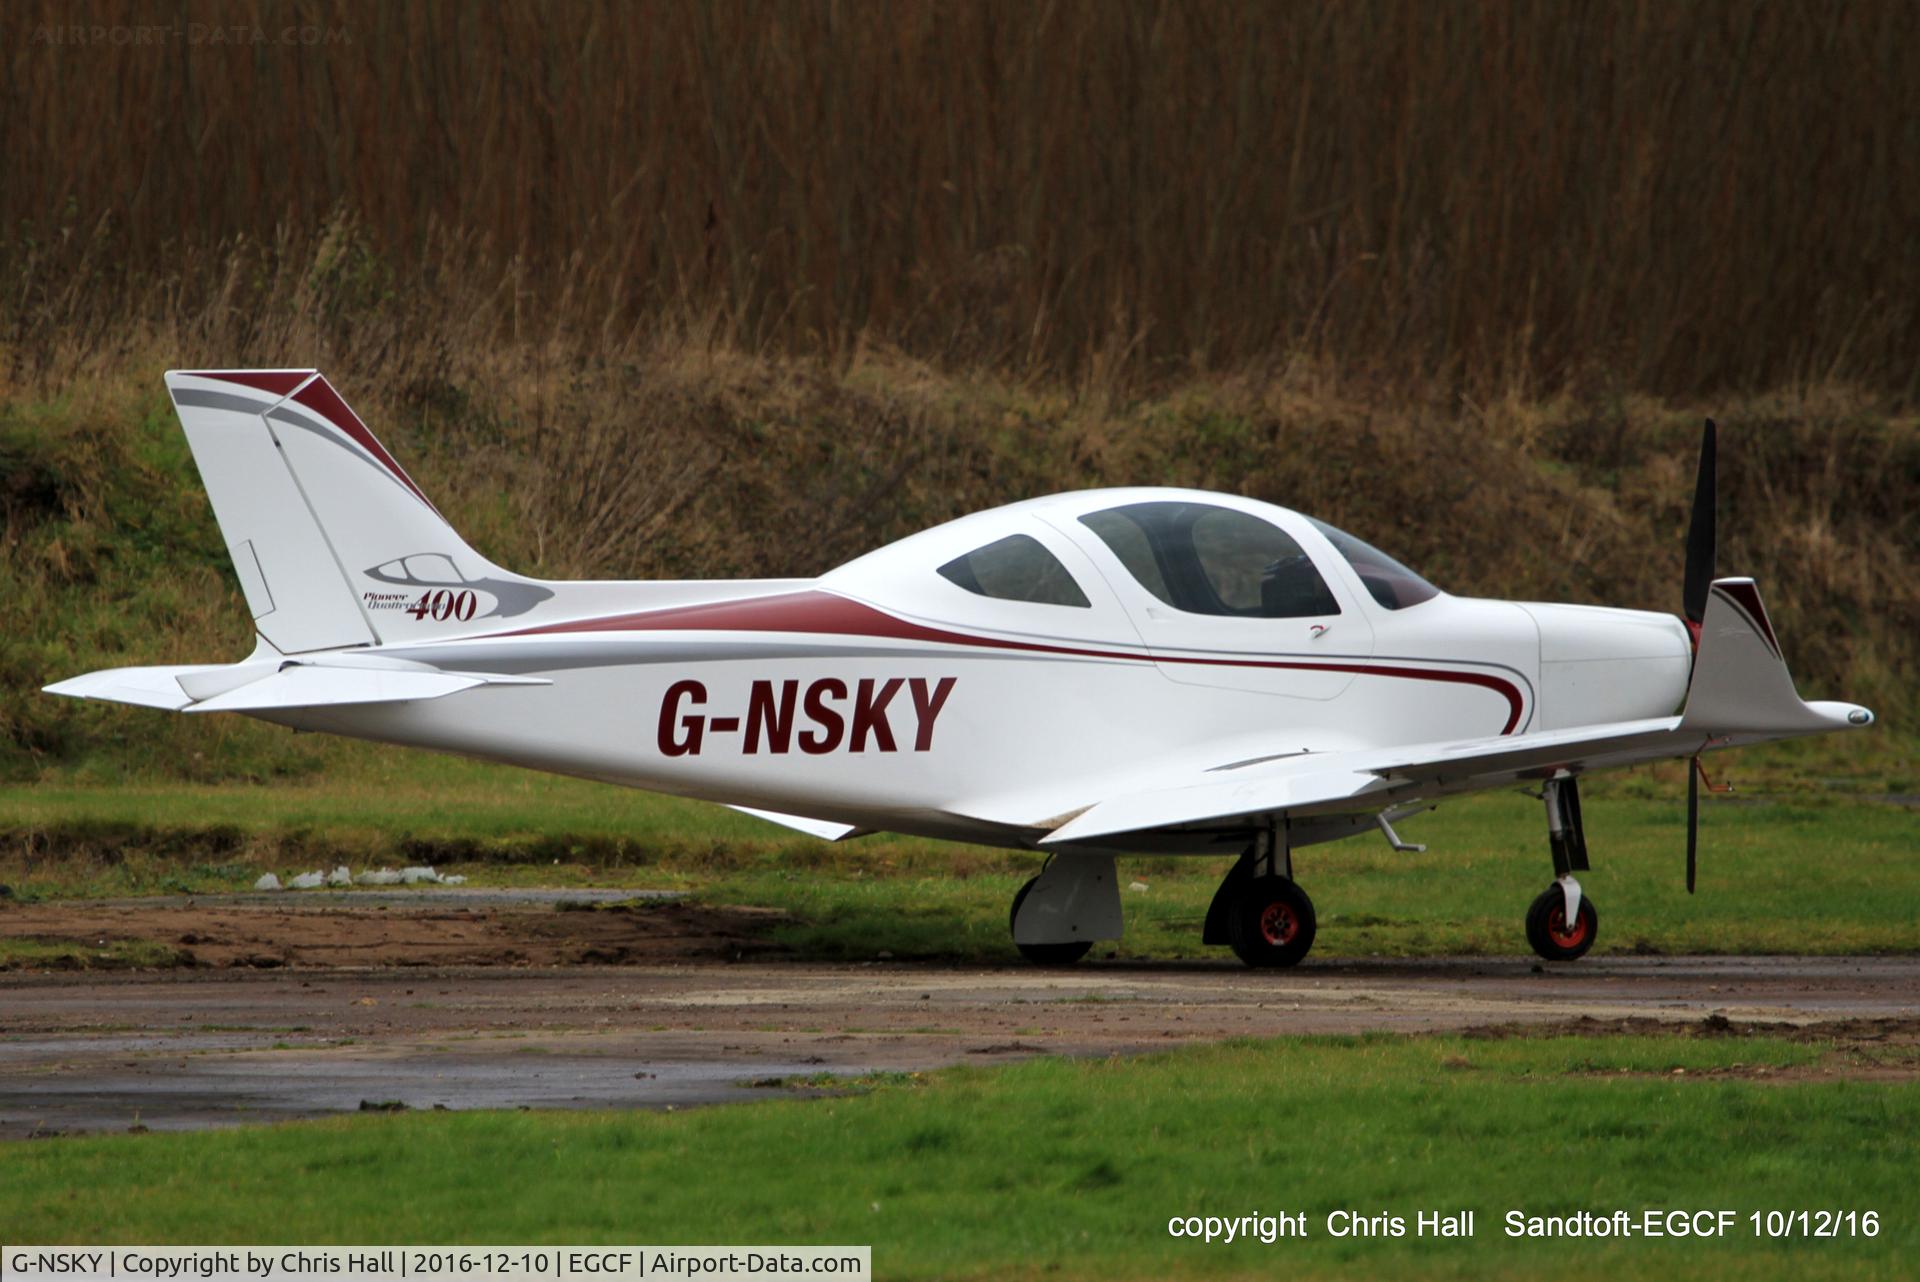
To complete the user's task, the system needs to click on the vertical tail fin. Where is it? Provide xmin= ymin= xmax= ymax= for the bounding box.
xmin=165 ymin=370 xmax=550 ymax=653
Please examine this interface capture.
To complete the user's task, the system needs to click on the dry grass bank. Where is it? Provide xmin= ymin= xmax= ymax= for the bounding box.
xmin=0 ymin=234 xmax=1911 ymax=780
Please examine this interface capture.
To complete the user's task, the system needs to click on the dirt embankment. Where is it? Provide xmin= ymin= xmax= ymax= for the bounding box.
xmin=0 ymin=893 xmax=789 ymax=970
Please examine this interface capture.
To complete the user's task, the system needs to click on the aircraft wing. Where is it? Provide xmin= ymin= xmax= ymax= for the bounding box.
xmin=1037 ymin=719 xmax=1683 ymax=846
xmin=1041 ymin=579 xmax=1871 ymax=848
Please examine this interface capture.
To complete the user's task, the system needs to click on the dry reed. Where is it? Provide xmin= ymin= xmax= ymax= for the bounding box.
xmin=2 ymin=0 xmax=1915 ymax=394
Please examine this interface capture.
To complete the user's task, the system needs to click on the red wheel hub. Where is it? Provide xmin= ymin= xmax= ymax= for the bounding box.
xmin=1546 ymin=906 xmax=1588 ymax=948
xmin=1259 ymin=901 xmax=1298 ymax=946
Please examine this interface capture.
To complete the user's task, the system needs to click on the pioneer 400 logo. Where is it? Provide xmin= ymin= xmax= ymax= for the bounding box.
xmin=658 ymin=677 xmax=956 ymax=757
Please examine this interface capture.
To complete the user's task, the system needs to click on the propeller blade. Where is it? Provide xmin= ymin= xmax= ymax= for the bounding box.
xmin=1683 ymin=419 xmax=1718 ymax=625
xmin=1685 ymin=758 xmax=1699 ymax=894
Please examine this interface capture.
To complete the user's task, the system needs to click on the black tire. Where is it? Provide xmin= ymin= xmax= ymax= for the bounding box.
xmin=1525 ymin=885 xmax=1598 ymax=961
xmin=1227 ymin=875 xmax=1317 ymax=968
xmin=1008 ymin=876 xmax=1093 ymax=966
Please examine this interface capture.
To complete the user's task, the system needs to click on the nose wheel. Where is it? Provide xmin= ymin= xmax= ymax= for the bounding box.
xmin=1525 ymin=884 xmax=1598 ymax=961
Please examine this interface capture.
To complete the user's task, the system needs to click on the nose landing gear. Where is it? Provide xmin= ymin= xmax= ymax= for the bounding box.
xmin=1527 ymin=776 xmax=1599 ymax=961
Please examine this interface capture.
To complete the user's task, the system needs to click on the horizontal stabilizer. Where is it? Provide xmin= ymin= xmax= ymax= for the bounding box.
xmin=46 ymin=654 xmax=548 ymax=715
xmin=42 ymin=666 xmax=207 ymax=712
xmin=184 ymin=665 xmax=537 ymax=713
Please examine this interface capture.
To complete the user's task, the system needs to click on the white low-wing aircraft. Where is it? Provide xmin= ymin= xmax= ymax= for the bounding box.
xmin=49 ymin=371 xmax=1875 ymax=966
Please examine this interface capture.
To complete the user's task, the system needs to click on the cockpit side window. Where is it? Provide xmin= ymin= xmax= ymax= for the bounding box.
xmin=937 ymin=534 xmax=1091 ymax=608
xmin=1079 ymin=501 xmax=1340 ymax=618
xmin=1079 ymin=509 xmax=1169 ymax=602
xmin=1308 ymin=518 xmax=1441 ymax=610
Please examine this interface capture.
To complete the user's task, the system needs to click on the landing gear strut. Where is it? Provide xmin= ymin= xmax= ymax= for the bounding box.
xmin=1204 ymin=826 xmax=1318 ymax=968
xmin=1527 ymin=776 xmax=1598 ymax=961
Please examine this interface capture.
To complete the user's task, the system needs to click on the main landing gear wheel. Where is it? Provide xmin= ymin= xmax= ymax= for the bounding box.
xmin=1227 ymin=875 xmax=1317 ymax=968
xmin=1009 ymin=876 xmax=1093 ymax=966
xmin=1525 ymin=885 xmax=1599 ymax=962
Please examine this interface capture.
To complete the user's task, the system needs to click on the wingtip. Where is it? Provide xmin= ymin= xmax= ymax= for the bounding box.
xmin=1805 ymin=701 xmax=1874 ymax=729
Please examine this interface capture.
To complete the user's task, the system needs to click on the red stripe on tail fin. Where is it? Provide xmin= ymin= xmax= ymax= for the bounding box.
xmin=292 ymin=377 xmax=442 ymax=516
xmin=197 ymin=370 xmax=313 ymax=396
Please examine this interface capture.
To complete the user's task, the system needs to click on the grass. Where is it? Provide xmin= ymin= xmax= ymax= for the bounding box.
xmin=1 ymin=751 xmax=791 ymax=867
xmin=711 ymin=790 xmax=1920 ymax=960
xmin=0 ymin=936 xmax=184 ymax=970
xmin=2 ymin=749 xmax=1915 ymax=961
xmin=4 ymin=1031 xmax=1915 ymax=1279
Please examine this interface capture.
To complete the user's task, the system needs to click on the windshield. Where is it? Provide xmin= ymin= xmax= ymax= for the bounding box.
xmin=1308 ymin=518 xmax=1441 ymax=609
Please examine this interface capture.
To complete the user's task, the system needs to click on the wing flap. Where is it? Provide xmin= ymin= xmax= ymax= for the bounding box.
xmin=1041 ymin=768 xmax=1387 ymax=846
xmin=727 ymin=806 xmax=860 ymax=841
